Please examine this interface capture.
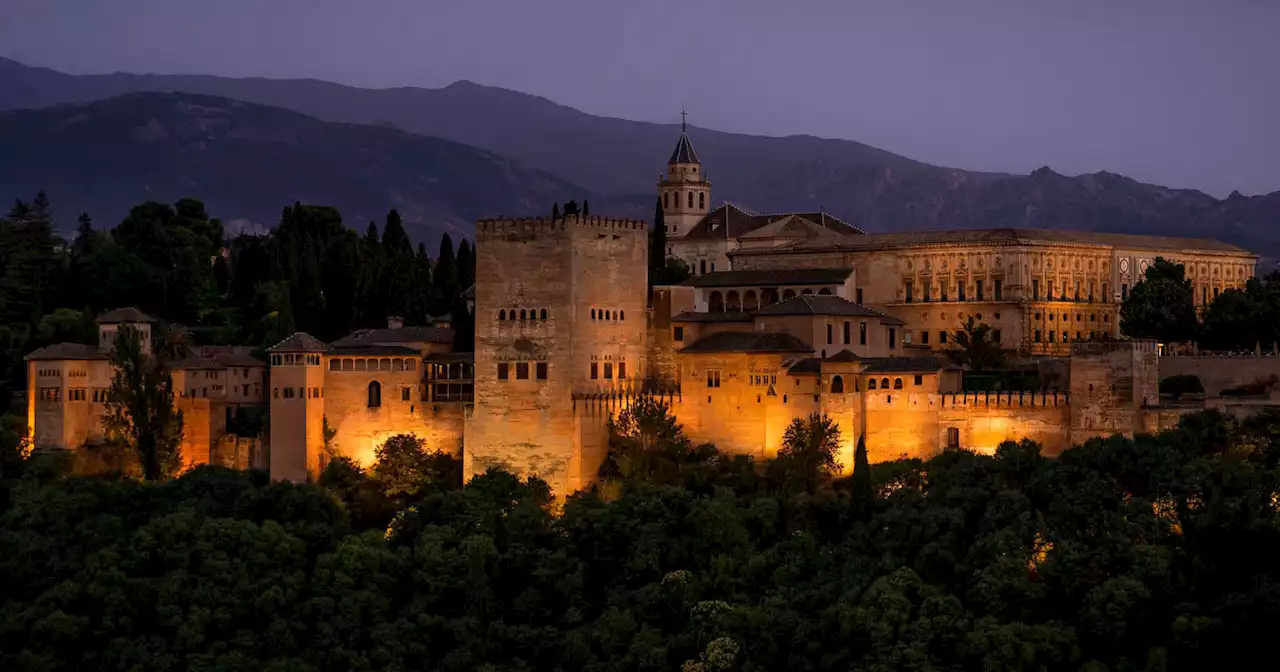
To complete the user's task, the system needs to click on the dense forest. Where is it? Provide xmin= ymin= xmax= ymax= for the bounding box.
xmin=2 ymin=402 xmax=1280 ymax=671
xmin=0 ymin=191 xmax=477 ymax=416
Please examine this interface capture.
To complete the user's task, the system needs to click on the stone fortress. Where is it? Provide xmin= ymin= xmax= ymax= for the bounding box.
xmin=25 ymin=126 xmax=1265 ymax=495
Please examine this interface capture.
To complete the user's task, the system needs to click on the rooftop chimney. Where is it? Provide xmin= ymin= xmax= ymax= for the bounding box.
xmin=387 ymin=316 xmax=404 ymax=330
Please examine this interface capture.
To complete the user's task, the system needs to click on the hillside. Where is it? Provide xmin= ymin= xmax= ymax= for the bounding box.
xmin=0 ymin=90 xmax=585 ymax=241
xmin=1 ymin=57 xmax=1278 ymax=259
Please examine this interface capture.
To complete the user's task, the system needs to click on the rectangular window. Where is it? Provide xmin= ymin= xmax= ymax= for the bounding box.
xmin=905 ymin=281 xmax=914 ymax=303
xmin=1088 ymin=281 xmax=1095 ymax=303
xmin=856 ymin=288 xmax=864 ymax=304
xmin=706 ymin=370 xmax=721 ymax=388
xmin=994 ymin=278 xmax=1002 ymax=301
xmin=516 ymin=362 xmax=529 ymax=379
xmin=401 ymin=387 xmax=411 ymax=401
xmin=1122 ymin=283 xmax=1129 ymax=300
xmin=1035 ymin=330 xmax=1042 ymax=342
xmin=940 ymin=331 xmax=948 ymax=344
xmin=921 ymin=330 xmax=930 ymax=345
xmin=859 ymin=321 xmax=867 ymax=346
xmin=889 ymin=328 xmax=897 ymax=350
xmin=914 ymin=374 xmax=923 ymax=386
xmin=1033 ymin=279 xmax=1040 ymax=300
xmin=940 ymin=284 xmax=948 ymax=302
xmin=993 ymin=329 xmax=1002 ymax=344
xmin=1213 ymin=287 xmax=1220 ymax=299
xmin=947 ymin=427 xmax=960 ymax=449
xmin=618 ymin=362 xmax=627 ymax=379
xmin=958 ymin=282 xmax=966 ymax=302
xmin=604 ymin=362 xmax=613 ymax=380
xmin=590 ymin=362 xmax=598 ymax=379
xmin=673 ymin=326 xmax=684 ymax=342
xmin=976 ymin=280 xmax=984 ymax=301
xmin=923 ymin=283 xmax=931 ymax=302
xmin=498 ymin=362 xmax=510 ymax=380
xmin=1049 ymin=331 xmax=1056 ymax=343
xmin=843 ymin=321 xmax=851 ymax=345
xmin=536 ymin=362 xmax=548 ymax=380
xmin=826 ymin=324 xmax=833 ymax=345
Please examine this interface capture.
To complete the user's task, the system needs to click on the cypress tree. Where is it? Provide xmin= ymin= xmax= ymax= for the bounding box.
xmin=583 ymin=199 xmax=590 ymax=217
xmin=650 ymin=196 xmax=666 ymax=277
xmin=852 ymin=434 xmax=873 ymax=516
xmin=552 ymin=202 xmax=561 ymax=221
xmin=456 ymin=239 xmax=475 ymax=292
xmin=435 ymin=232 xmax=458 ymax=314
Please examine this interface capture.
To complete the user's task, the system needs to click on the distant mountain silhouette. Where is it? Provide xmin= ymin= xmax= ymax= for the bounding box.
xmin=2 ymin=57 xmax=1277 ymax=260
xmin=0 ymin=90 xmax=584 ymax=241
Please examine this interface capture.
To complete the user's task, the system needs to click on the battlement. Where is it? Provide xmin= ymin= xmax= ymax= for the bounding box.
xmin=940 ymin=390 xmax=1069 ymax=409
xmin=475 ymin=215 xmax=648 ymax=239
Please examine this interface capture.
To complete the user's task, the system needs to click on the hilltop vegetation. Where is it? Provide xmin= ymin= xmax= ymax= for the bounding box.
xmin=2 ymin=404 xmax=1280 ymax=671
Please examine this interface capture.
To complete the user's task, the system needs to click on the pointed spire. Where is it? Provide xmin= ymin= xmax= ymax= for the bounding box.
xmin=668 ymin=108 xmax=700 ymax=165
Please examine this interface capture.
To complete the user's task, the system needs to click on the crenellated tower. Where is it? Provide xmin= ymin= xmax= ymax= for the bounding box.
xmin=658 ymin=112 xmax=710 ymax=238
xmin=267 ymin=333 xmax=328 ymax=482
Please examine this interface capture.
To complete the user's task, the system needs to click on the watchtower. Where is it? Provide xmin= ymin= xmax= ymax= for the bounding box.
xmin=658 ymin=113 xmax=711 ymax=238
xmin=266 ymin=333 xmax=328 ymax=482
xmin=466 ymin=213 xmax=649 ymax=495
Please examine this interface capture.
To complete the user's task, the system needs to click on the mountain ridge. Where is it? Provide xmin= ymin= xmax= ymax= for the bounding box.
xmin=1 ymin=57 xmax=1277 ymax=261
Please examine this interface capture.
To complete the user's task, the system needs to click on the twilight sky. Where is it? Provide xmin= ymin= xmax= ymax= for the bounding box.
xmin=3 ymin=0 xmax=1277 ymax=197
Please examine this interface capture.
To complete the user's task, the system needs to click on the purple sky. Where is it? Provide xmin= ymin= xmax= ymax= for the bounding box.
xmin=3 ymin=0 xmax=1277 ymax=196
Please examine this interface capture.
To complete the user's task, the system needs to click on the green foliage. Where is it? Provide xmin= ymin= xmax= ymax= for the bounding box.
xmin=371 ymin=433 xmax=462 ymax=500
xmin=1159 ymin=374 xmax=1205 ymax=398
xmin=101 ymin=325 xmax=184 ymax=480
xmin=949 ymin=315 xmax=1007 ymax=371
xmin=1199 ymin=273 xmax=1280 ymax=351
xmin=652 ymin=255 xmax=693 ymax=286
xmin=772 ymin=412 xmax=842 ymax=492
xmin=1121 ymin=257 xmax=1198 ymax=343
xmin=5 ymin=411 xmax=1280 ymax=669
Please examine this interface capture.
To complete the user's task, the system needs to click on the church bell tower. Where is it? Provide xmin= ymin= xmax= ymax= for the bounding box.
xmin=658 ymin=111 xmax=710 ymax=238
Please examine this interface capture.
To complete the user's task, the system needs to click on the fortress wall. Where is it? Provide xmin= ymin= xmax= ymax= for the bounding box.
xmin=862 ymin=390 xmax=942 ymax=462
xmin=938 ymin=392 xmax=1072 ymax=455
xmin=1158 ymin=355 xmax=1280 ymax=396
xmin=323 ymin=365 xmax=429 ymax=467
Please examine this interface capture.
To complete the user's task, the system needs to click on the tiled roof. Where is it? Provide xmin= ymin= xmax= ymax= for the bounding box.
xmin=267 ymin=332 xmax=329 ymax=352
xmin=825 ymin=349 xmax=861 ymax=363
xmin=96 ymin=307 xmax=157 ymax=324
xmin=756 ymin=294 xmax=898 ymax=321
xmin=330 ymin=326 xmax=454 ymax=347
xmin=668 ymin=132 xmax=700 ymax=164
xmin=737 ymin=227 xmax=1251 ymax=256
xmin=171 ymin=356 xmax=225 ymax=370
xmin=25 ymin=342 xmax=107 ymax=361
xmin=680 ymin=203 xmax=864 ymax=242
xmin=683 ymin=268 xmax=853 ymax=288
xmin=680 ymin=331 xmax=812 ymax=354
xmin=211 ymin=352 xmax=265 ymax=367
xmin=426 ymin=352 xmax=476 ymax=363
xmin=786 ymin=357 xmax=822 ymax=375
xmin=328 ymin=345 xmax=422 ymax=356
xmin=671 ymin=311 xmax=755 ymax=323
xmin=859 ymin=356 xmax=950 ymax=373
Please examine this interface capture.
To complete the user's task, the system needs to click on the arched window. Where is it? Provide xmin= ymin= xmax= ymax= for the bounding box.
xmin=342 ymin=358 xmax=354 ymax=371
xmin=591 ymin=309 xmax=596 ymax=320
xmin=881 ymin=377 xmax=890 ymax=389
xmin=520 ymin=309 xmax=527 ymax=320
xmin=783 ymin=289 xmax=797 ymax=300
xmin=700 ymin=260 xmax=707 ymax=275
xmin=709 ymin=291 xmax=725 ymax=313
xmin=726 ymin=290 xmax=741 ymax=312
xmin=367 ymin=381 xmax=381 ymax=408
xmin=743 ymin=290 xmax=759 ymax=311
xmin=894 ymin=378 xmax=903 ymax=389
xmin=762 ymin=288 xmax=779 ymax=305
xmin=868 ymin=378 xmax=877 ymax=390
xmin=540 ymin=308 xmax=548 ymax=320
xmin=831 ymin=375 xmax=845 ymax=394
xmin=619 ymin=310 xmax=625 ymax=320
xmin=688 ymin=192 xmax=694 ymax=208
xmin=818 ymin=288 xmax=832 ymax=295
xmin=699 ymin=192 xmax=705 ymax=210
xmin=499 ymin=309 xmax=506 ymax=321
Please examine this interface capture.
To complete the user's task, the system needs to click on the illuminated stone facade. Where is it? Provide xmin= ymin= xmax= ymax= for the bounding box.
xmin=23 ymin=130 xmax=1264 ymax=495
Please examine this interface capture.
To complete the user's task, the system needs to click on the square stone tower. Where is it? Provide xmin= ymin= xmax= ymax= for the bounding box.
xmin=466 ymin=214 xmax=649 ymax=496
